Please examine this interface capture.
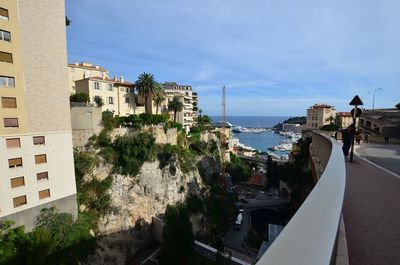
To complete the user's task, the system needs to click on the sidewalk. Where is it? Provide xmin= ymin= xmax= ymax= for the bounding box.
xmin=343 ymin=152 xmax=400 ymax=265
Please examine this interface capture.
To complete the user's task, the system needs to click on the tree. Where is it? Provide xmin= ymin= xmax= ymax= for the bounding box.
xmin=153 ymin=86 xmax=165 ymax=115
xmin=135 ymin=73 xmax=158 ymax=114
xmin=70 ymin=93 xmax=89 ymax=103
xmin=168 ymin=96 xmax=183 ymax=123
xmin=93 ymin=96 xmax=104 ymax=107
xmin=396 ymin=102 xmax=400 ymax=109
xmin=159 ymin=204 xmax=193 ymax=265
xmin=325 ymin=115 xmax=335 ymax=125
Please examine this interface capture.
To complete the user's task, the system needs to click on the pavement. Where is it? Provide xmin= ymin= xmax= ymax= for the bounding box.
xmin=343 ymin=144 xmax=400 ymax=265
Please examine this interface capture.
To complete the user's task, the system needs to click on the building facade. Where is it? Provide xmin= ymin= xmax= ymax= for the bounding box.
xmin=75 ymin=76 xmax=144 ymax=116
xmin=359 ymin=108 xmax=400 ymax=135
xmin=306 ymin=104 xmax=336 ymax=129
xmin=68 ymin=62 xmax=108 ymax=94
xmin=336 ymin=112 xmax=353 ymax=129
xmin=161 ymin=82 xmax=198 ymax=131
xmin=0 ymin=0 xmax=77 ymax=230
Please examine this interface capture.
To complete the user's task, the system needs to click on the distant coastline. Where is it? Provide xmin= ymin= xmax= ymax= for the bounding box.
xmin=210 ymin=116 xmax=290 ymax=128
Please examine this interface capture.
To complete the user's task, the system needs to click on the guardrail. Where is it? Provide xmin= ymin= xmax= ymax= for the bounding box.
xmin=257 ymin=131 xmax=346 ymax=265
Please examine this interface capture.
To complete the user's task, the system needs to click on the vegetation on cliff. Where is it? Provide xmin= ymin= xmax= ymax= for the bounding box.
xmin=273 ymin=116 xmax=306 ymax=129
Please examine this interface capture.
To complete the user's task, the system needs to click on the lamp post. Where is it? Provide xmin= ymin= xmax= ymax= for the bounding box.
xmin=349 ymin=95 xmax=363 ymax=162
xmin=372 ymin=88 xmax=382 ymax=110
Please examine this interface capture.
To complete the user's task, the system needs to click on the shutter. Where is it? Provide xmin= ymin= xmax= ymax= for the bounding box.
xmin=6 ymin=138 xmax=20 ymax=148
xmin=13 ymin=195 xmax=27 ymax=207
xmin=1 ymin=97 xmax=17 ymax=108
xmin=39 ymin=189 xmax=50 ymax=199
xmin=8 ymin=158 xmax=22 ymax=167
xmin=0 ymin=52 xmax=12 ymax=63
xmin=4 ymin=118 xmax=18 ymax=127
xmin=33 ymin=136 xmax=45 ymax=145
xmin=37 ymin=172 xmax=49 ymax=180
xmin=0 ymin=8 xmax=9 ymax=18
xmin=11 ymin=177 xmax=25 ymax=188
xmin=35 ymin=154 xmax=47 ymax=164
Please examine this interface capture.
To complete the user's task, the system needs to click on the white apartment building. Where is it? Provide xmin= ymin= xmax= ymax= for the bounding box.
xmin=161 ymin=82 xmax=198 ymax=131
xmin=68 ymin=62 xmax=108 ymax=94
xmin=75 ymin=76 xmax=145 ymax=116
xmin=306 ymin=104 xmax=336 ymax=129
xmin=0 ymin=0 xmax=77 ymax=230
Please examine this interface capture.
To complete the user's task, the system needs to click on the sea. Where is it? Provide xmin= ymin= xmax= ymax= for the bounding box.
xmin=210 ymin=116 xmax=290 ymax=152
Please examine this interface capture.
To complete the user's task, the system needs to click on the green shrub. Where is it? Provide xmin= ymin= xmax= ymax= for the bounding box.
xmin=70 ymin=93 xmax=90 ymax=102
xmin=186 ymin=195 xmax=205 ymax=214
xmin=113 ymin=133 xmax=157 ymax=176
xmin=74 ymin=151 xmax=96 ymax=179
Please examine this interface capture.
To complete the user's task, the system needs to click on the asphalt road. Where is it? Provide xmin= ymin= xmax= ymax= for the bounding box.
xmin=343 ymin=155 xmax=400 ymax=265
xmin=356 ymin=144 xmax=400 ymax=175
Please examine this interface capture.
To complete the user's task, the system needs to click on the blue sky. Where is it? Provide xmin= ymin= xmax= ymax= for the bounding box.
xmin=66 ymin=0 xmax=400 ymax=116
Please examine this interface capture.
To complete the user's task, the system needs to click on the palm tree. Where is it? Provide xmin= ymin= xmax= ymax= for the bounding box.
xmin=154 ymin=86 xmax=166 ymax=115
xmin=168 ymin=96 xmax=183 ymax=123
xmin=135 ymin=72 xmax=158 ymax=114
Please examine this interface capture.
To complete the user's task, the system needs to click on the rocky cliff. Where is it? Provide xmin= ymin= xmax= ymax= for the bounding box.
xmin=88 ymin=159 xmax=207 ymax=265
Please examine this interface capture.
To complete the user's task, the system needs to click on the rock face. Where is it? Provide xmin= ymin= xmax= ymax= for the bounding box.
xmin=89 ymin=160 xmax=204 ymax=265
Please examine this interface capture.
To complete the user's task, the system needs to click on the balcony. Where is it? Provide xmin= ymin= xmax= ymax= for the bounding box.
xmin=257 ymin=131 xmax=346 ymax=265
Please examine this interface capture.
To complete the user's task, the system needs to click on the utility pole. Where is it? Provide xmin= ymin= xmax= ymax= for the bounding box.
xmin=221 ymin=85 xmax=226 ymax=174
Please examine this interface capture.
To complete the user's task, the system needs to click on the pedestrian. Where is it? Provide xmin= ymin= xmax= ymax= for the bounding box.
xmin=364 ymin=133 xmax=369 ymax=143
xmin=384 ymin=136 xmax=389 ymax=144
xmin=342 ymin=125 xmax=354 ymax=157
xmin=356 ymin=133 xmax=362 ymax=145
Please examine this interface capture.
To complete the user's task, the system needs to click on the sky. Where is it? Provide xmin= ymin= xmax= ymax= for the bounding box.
xmin=66 ymin=0 xmax=400 ymax=116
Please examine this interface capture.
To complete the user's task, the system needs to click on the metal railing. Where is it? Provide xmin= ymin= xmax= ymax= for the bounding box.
xmin=257 ymin=131 xmax=346 ymax=265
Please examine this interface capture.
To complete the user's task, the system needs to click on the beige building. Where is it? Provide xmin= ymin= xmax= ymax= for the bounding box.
xmin=336 ymin=112 xmax=353 ymax=129
xmin=306 ymin=104 xmax=336 ymax=129
xmin=0 ymin=0 xmax=77 ymax=230
xmin=75 ymin=76 xmax=145 ymax=116
xmin=68 ymin=62 xmax=108 ymax=94
xmin=160 ymin=82 xmax=198 ymax=131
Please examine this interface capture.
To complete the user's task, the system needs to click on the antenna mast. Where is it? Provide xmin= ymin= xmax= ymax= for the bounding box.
xmin=221 ymin=85 xmax=226 ymax=174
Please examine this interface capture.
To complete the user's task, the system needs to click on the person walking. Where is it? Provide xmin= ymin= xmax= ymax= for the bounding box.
xmin=356 ymin=133 xmax=362 ymax=145
xmin=384 ymin=136 xmax=389 ymax=144
xmin=364 ymin=133 xmax=369 ymax=143
xmin=342 ymin=125 xmax=354 ymax=158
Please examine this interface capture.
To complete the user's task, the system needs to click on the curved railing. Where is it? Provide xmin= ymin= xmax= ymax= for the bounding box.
xmin=257 ymin=131 xmax=346 ymax=265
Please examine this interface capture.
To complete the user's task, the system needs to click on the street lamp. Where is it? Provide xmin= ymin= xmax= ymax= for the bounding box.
xmin=372 ymin=88 xmax=382 ymax=110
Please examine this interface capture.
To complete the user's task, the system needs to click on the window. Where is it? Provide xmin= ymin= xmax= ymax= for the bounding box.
xmin=125 ymin=97 xmax=130 ymax=103
xmin=35 ymin=154 xmax=47 ymax=164
xmin=129 ymin=88 xmax=135 ymax=93
xmin=4 ymin=118 xmax=18 ymax=127
xmin=108 ymin=97 xmax=114 ymax=104
xmin=10 ymin=177 xmax=25 ymax=188
xmin=0 ymin=51 xmax=12 ymax=63
xmin=0 ymin=8 xmax=9 ymax=20
xmin=38 ymin=189 xmax=50 ymax=199
xmin=9 ymin=157 xmax=22 ymax=168
xmin=36 ymin=172 xmax=49 ymax=181
xmin=33 ymin=136 xmax=45 ymax=145
xmin=1 ymin=97 xmax=16 ymax=108
xmin=0 ymin=29 xmax=10 ymax=42
xmin=94 ymin=82 xmax=100 ymax=90
xmin=6 ymin=138 xmax=20 ymax=148
xmin=107 ymin=84 xmax=113 ymax=91
xmin=13 ymin=195 xmax=27 ymax=208
xmin=0 ymin=76 xmax=15 ymax=87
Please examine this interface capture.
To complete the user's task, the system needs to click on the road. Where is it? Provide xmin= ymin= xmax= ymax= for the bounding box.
xmin=356 ymin=144 xmax=400 ymax=175
xmin=223 ymin=209 xmax=253 ymax=255
xmin=343 ymin=151 xmax=400 ymax=265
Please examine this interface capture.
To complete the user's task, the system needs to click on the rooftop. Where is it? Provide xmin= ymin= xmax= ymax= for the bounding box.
xmin=68 ymin=62 xmax=108 ymax=72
